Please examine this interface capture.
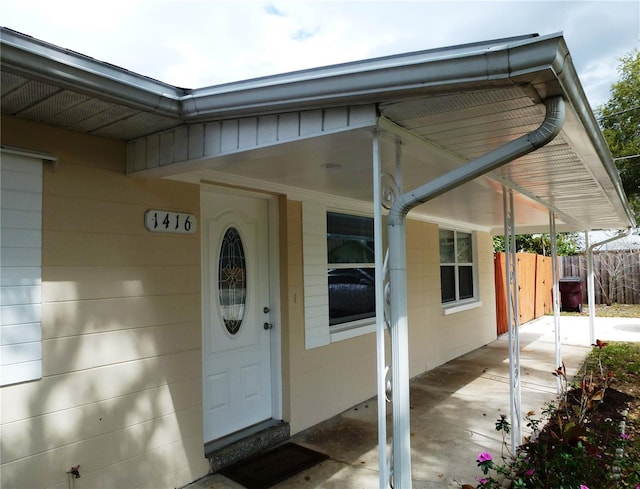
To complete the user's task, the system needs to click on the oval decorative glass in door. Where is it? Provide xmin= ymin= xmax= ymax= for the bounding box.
xmin=218 ymin=227 xmax=247 ymax=335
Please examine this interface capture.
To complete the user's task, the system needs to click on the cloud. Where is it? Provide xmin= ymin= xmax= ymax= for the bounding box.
xmin=265 ymin=3 xmax=285 ymax=16
xmin=2 ymin=0 xmax=638 ymax=106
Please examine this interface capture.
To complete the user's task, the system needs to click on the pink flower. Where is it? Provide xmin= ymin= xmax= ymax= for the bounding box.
xmin=477 ymin=452 xmax=493 ymax=463
xmin=476 ymin=477 xmax=488 ymax=484
xmin=580 ymin=485 xmax=589 ymax=489
xmin=525 ymin=468 xmax=534 ymax=476
xmin=621 ymin=433 xmax=630 ymax=440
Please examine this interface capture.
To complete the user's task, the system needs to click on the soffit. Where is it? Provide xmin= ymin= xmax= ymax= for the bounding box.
xmin=376 ymin=86 xmax=631 ymax=233
xmin=1 ymin=70 xmax=181 ymax=140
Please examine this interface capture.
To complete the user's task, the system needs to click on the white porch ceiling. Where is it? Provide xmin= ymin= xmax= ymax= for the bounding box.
xmin=157 ymin=85 xmax=628 ymax=234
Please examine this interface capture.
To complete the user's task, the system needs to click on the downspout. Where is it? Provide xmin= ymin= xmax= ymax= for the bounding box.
xmin=385 ymin=96 xmax=565 ymax=488
xmin=586 ymin=228 xmax=633 ymax=344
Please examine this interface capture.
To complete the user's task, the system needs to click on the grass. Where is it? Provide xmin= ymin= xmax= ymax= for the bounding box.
xmin=564 ymin=303 xmax=640 ymax=318
xmin=473 ymin=306 xmax=640 ymax=488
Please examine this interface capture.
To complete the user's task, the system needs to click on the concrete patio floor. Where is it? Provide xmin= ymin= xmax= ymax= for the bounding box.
xmin=189 ymin=315 xmax=640 ymax=489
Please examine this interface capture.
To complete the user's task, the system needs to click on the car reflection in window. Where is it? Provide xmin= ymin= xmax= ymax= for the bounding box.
xmin=328 ymin=267 xmax=375 ymax=325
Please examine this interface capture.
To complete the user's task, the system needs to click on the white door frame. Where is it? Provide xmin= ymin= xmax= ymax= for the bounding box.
xmin=200 ymin=184 xmax=282 ymax=441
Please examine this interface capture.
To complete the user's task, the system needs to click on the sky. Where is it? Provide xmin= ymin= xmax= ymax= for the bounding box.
xmin=2 ymin=0 xmax=639 ymax=109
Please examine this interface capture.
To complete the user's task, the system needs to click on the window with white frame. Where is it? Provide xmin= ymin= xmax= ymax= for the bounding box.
xmin=439 ymin=229 xmax=475 ymax=303
xmin=326 ymin=212 xmax=375 ymax=326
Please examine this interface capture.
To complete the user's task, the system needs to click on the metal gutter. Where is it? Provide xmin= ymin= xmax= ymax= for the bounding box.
xmin=2 ymin=26 xmax=565 ymax=121
xmin=0 ymin=28 xmax=184 ymax=116
xmin=546 ymin=37 xmax=636 ymax=228
xmin=182 ymin=33 xmax=567 ymax=119
xmin=384 ymin=96 xmax=565 ymax=488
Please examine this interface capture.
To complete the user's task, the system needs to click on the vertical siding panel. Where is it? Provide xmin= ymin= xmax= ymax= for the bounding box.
xmin=146 ymin=133 xmax=160 ymax=169
xmin=133 ymin=139 xmax=147 ymax=172
xmin=278 ymin=113 xmax=300 ymax=140
xmin=301 ymin=201 xmax=329 ymax=349
xmin=174 ymin=126 xmax=189 ymax=162
xmin=204 ymin=122 xmax=222 ymax=156
xmin=238 ymin=118 xmax=258 ymax=148
xmin=126 ymin=141 xmax=137 ymax=173
xmin=159 ymin=131 xmax=174 ymax=166
xmin=323 ymin=107 xmax=348 ymax=130
xmin=220 ymin=120 xmax=239 ymax=152
xmin=257 ymin=116 xmax=278 ymax=144
xmin=188 ymin=124 xmax=205 ymax=160
xmin=348 ymin=105 xmax=376 ymax=126
xmin=125 ymin=105 xmax=377 ymax=176
xmin=300 ymin=110 xmax=323 ymax=136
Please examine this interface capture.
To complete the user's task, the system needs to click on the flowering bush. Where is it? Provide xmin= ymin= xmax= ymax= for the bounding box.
xmin=469 ymin=341 xmax=640 ymax=488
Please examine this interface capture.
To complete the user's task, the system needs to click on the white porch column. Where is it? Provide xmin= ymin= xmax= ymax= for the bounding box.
xmin=550 ymin=211 xmax=562 ymax=394
xmin=586 ymin=232 xmax=596 ymax=345
xmin=504 ymin=187 xmax=522 ymax=450
xmin=373 ymin=130 xmax=390 ymax=489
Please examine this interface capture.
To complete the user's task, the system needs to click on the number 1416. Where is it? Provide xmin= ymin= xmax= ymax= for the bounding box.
xmin=144 ymin=210 xmax=197 ymax=235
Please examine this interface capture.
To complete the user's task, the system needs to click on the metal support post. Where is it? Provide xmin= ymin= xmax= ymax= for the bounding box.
xmin=373 ymin=130 xmax=390 ymax=489
xmin=586 ymin=232 xmax=596 ymax=345
xmin=550 ymin=211 xmax=562 ymax=394
xmin=503 ymin=186 xmax=522 ymax=450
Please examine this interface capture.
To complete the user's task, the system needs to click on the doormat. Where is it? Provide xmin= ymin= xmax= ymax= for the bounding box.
xmin=219 ymin=443 xmax=329 ymax=489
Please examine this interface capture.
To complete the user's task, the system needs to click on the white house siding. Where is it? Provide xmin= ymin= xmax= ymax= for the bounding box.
xmin=0 ymin=115 xmax=499 ymax=488
xmin=284 ymin=200 xmax=378 ymax=434
xmin=0 ymin=117 xmax=208 ymax=489
xmin=1 ymin=152 xmax=43 ymax=386
xmin=405 ymin=219 xmax=497 ymax=374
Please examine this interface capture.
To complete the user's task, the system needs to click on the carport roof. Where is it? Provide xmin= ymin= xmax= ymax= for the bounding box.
xmin=1 ymin=27 xmax=634 ymax=233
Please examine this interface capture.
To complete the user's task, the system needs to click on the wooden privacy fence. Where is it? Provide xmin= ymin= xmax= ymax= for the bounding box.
xmin=561 ymin=251 xmax=640 ymax=305
xmin=494 ymin=252 xmax=553 ymax=335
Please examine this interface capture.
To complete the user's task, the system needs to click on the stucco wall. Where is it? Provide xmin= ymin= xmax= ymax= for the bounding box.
xmin=1 ymin=117 xmax=208 ymax=489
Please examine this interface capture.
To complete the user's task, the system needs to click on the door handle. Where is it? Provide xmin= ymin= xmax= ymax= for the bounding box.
xmin=263 ymin=322 xmax=273 ymax=330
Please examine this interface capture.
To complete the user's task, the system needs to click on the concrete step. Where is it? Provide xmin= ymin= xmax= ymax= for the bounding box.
xmin=206 ymin=420 xmax=290 ymax=473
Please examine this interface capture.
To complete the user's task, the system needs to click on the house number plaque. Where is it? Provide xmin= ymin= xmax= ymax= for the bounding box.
xmin=145 ymin=209 xmax=197 ymax=234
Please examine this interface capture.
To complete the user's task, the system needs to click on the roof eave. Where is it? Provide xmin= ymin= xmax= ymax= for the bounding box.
xmin=182 ymin=33 xmax=570 ymax=120
xmin=551 ymin=45 xmax=637 ymax=228
xmin=0 ymin=27 xmax=184 ymax=117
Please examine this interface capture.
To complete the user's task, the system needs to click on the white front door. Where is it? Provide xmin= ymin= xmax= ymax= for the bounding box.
xmin=201 ymin=188 xmax=273 ymax=443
